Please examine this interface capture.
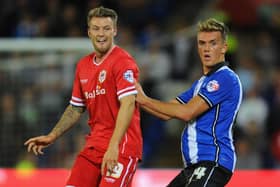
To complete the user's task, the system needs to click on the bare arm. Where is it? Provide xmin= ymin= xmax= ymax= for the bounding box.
xmin=135 ymin=81 xmax=209 ymax=121
xmin=49 ymin=104 xmax=85 ymax=139
xmin=140 ymin=99 xmax=179 ymax=120
xmin=24 ymin=104 xmax=85 ymax=155
xmin=135 ymin=81 xmax=174 ymax=120
xmin=140 ymin=95 xmax=209 ymax=121
xmin=101 ymin=94 xmax=136 ymax=175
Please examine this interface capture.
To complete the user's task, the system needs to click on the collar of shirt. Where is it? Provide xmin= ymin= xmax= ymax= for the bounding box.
xmin=205 ymin=61 xmax=228 ymax=76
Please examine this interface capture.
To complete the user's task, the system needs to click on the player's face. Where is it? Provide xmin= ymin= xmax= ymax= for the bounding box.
xmin=88 ymin=17 xmax=117 ymax=56
xmin=197 ymin=31 xmax=227 ymax=73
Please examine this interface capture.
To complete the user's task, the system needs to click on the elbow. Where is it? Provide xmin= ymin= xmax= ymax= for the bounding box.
xmin=161 ymin=115 xmax=172 ymax=121
xmin=123 ymin=96 xmax=136 ymax=110
xmin=175 ymin=111 xmax=193 ymax=122
xmin=127 ymin=101 xmax=136 ymax=112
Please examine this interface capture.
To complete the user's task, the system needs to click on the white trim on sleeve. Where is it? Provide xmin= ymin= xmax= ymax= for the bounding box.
xmin=71 ymin=96 xmax=84 ymax=102
xmin=70 ymin=100 xmax=85 ymax=107
xmin=118 ymin=90 xmax=138 ymax=100
xmin=117 ymin=86 xmax=136 ymax=95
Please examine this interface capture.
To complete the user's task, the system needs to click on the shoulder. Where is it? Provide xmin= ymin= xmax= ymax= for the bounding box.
xmin=110 ymin=47 xmax=139 ymax=72
xmin=216 ymin=66 xmax=239 ymax=81
xmin=212 ymin=67 xmax=241 ymax=90
xmin=113 ymin=46 xmax=136 ymax=63
xmin=76 ymin=53 xmax=94 ymax=67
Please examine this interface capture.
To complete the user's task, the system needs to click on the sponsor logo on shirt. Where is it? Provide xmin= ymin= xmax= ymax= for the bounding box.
xmin=99 ymin=70 xmax=106 ymax=83
xmin=206 ymin=80 xmax=219 ymax=92
xmin=123 ymin=70 xmax=134 ymax=83
xmin=84 ymin=85 xmax=106 ymax=99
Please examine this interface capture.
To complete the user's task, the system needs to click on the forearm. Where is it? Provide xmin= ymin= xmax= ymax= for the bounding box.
xmin=142 ymin=96 xmax=209 ymax=121
xmin=142 ymin=97 xmax=182 ymax=119
xmin=140 ymin=105 xmax=171 ymax=121
xmin=49 ymin=104 xmax=84 ymax=139
xmin=109 ymin=97 xmax=135 ymax=146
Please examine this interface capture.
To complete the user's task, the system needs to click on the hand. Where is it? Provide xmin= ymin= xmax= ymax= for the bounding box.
xmin=101 ymin=143 xmax=119 ymax=176
xmin=134 ymin=81 xmax=147 ymax=105
xmin=24 ymin=134 xmax=56 ymax=155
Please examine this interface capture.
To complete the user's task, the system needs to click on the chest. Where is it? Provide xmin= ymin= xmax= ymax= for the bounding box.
xmin=79 ymin=62 xmax=116 ymax=98
xmin=194 ymin=75 xmax=219 ymax=96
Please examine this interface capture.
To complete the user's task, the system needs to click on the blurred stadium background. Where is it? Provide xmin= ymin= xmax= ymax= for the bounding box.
xmin=0 ymin=0 xmax=280 ymax=186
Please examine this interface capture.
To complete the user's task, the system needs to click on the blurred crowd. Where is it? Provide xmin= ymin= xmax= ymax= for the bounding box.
xmin=1 ymin=0 xmax=280 ymax=170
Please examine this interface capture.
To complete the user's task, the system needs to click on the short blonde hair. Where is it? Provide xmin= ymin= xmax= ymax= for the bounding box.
xmin=87 ymin=6 xmax=118 ymax=27
xmin=198 ymin=18 xmax=229 ymax=41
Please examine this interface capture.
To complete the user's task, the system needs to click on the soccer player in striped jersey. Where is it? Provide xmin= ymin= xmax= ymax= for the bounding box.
xmin=24 ymin=6 xmax=142 ymax=187
xmin=135 ymin=18 xmax=243 ymax=187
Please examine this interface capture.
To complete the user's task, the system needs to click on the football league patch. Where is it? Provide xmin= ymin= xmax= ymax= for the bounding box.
xmin=206 ymin=80 xmax=219 ymax=92
xmin=123 ymin=70 xmax=134 ymax=83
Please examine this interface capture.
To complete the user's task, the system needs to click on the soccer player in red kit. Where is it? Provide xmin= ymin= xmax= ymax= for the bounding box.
xmin=24 ymin=6 xmax=142 ymax=187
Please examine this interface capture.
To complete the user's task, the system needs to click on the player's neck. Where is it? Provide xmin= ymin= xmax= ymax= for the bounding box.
xmin=94 ymin=45 xmax=115 ymax=64
xmin=94 ymin=53 xmax=104 ymax=64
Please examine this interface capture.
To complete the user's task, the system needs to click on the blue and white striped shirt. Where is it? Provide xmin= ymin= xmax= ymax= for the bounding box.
xmin=176 ymin=62 xmax=243 ymax=172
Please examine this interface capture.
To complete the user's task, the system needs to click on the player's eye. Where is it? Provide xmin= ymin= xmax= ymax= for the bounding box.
xmin=104 ymin=26 xmax=112 ymax=31
xmin=210 ymin=41 xmax=217 ymax=46
xmin=90 ymin=26 xmax=99 ymax=31
xmin=198 ymin=41 xmax=205 ymax=46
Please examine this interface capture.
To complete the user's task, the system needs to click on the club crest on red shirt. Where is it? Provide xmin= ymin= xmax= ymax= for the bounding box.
xmin=99 ymin=70 xmax=106 ymax=83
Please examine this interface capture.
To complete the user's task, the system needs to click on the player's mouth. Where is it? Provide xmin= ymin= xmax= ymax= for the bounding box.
xmin=96 ymin=38 xmax=107 ymax=45
xmin=203 ymin=54 xmax=211 ymax=61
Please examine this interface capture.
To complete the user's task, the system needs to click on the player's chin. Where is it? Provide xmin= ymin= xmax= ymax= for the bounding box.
xmin=96 ymin=45 xmax=110 ymax=54
xmin=205 ymin=61 xmax=218 ymax=68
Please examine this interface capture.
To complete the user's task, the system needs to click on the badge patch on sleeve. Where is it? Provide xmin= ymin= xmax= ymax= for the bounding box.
xmin=123 ymin=70 xmax=134 ymax=83
xmin=206 ymin=80 xmax=219 ymax=92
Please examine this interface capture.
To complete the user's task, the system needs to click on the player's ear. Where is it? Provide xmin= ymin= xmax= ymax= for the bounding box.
xmin=221 ymin=42 xmax=228 ymax=54
xmin=87 ymin=29 xmax=91 ymax=38
xmin=113 ymin=28 xmax=117 ymax=37
xmin=113 ymin=23 xmax=117 ymax=36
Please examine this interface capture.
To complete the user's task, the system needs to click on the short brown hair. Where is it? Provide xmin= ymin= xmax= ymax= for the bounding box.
xmin=87 ymin=6 xmax=118 ymax=27
xmin=198 ymin=18 xmax=229 ymax=41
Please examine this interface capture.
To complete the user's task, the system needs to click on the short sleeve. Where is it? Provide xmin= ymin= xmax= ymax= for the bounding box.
xmin=70 ymin=64 xmax=86 ymax=107
xmin=113 ymin=58 xmax=139 ymax=100
xmin=176 ymin=81 xmax=197 ymax=104
xmin=198 ymin=72 xmax=233 ymax=107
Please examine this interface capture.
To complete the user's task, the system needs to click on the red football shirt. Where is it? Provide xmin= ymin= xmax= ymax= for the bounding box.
xmin=70 ymin=46 xmax=142 ymax=159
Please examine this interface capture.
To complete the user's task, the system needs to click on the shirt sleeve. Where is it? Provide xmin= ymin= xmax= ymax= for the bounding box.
xmin=198 ymin=72 xmax=232 ymax=107
xmin=70 ymin=64 xmax=86 ymax=107
xmin=113 ymin=58 xmax=139 ymax=100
